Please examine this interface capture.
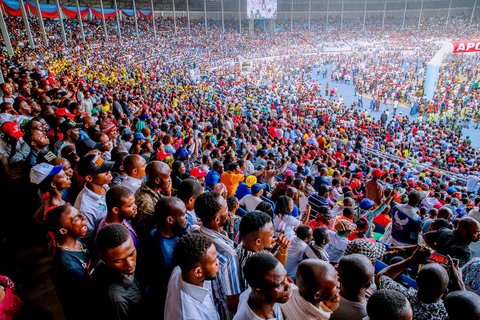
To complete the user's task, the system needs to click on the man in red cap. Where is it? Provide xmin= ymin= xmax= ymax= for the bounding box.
xmin=366 ymin=168 xmax=385 ymax=205
xmin=0 ymin=122 xmax=30 ymax=181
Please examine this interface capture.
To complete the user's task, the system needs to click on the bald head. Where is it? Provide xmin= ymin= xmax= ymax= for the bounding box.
xmin=296 ymin=259 xmax=339 ymax=308
xmin=444 ymin=290 xmax=480 ymax=320
xmin=123 ymin=154 xmax=146 ymax=179
xmin=146 ymin=161 xmax=172 ymax=193
xmin=416 ymin=263 xmax=449 ymax=303
xmin=456 ymin=217 xmax=480 ymax=243
xmin=338 ymin=254 xmax=374 ymax=293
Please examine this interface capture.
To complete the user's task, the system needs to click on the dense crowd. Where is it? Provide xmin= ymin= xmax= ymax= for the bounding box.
xmin=0 ymin=11 xmax=480 ymax=320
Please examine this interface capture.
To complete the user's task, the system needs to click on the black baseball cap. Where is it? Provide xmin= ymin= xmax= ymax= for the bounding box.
xmin=59 ymin=119 xmax=82 ymax=133
xmin=77 ymin=154 xmax=114 ymax=177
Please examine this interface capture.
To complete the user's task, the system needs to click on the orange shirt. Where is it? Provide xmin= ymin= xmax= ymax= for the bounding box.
xmin=220 ymin=171 xmax=245 ymax=197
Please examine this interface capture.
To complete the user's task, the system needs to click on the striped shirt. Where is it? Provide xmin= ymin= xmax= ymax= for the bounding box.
xmin=192 ymin=226 xmax=244 ymax=320
xmin=236 ymin=243 xmax=273 ymax=289
xmin=308 ymin=193 xmax=330 ymax=220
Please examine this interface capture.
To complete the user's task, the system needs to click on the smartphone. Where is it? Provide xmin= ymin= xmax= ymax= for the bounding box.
xmin=428 ymin=252 xmax=449 ymax=268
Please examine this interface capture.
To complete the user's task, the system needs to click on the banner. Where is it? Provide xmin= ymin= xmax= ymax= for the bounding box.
xmin=90 ymin=7 xmax=116 ymax=19
xmin=27 ymin=2 xmax=58 ymax=19
xmin=62 ymin=5 xmax=88 ymax=19
xmin=452 ymin=40 xmax=480 ymax=53
xmin=138 ymin=10 xmax=151 ymax=18
xmin=121 ymin=9 xmax=134 ymax=17
xmin=1 ymin=0 xmax=22 ymax=16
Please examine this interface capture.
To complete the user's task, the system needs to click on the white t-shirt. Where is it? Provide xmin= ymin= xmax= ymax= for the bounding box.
xmin=233 ymin=288 xmax=284 ymax=320
xmin=467 ymin=175 xmax=480 ymax=193
xmin=239 ymin=195 xmax=263 ymax=212
xmin=325 ymin=231 xmax=349 ymax=263
xmin=274 ymin=214 xmax=301 ymax=239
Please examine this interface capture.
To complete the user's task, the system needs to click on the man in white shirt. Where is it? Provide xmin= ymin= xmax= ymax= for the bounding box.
xmin=164 ymin=233 xmax=220 ymax=320
xmin=120 ymin=154 xmax=146 ymax=194
xmin=74 ymin=154 xmax=114 ymax=239
xmin=239 ymin=183 xmax=265 ymax=212
xmin=285 ymin=226 xmax=317 ymax=280
xmin=467 ymin=173 xmax=480 ymax=194
xmin=281 ymin=259 xmax=339 ymax=320
xmin=234 ymin=253 xmax=291 ymax=320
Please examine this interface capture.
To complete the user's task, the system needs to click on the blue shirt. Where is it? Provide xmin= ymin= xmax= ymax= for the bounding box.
xmin=235 ymin=182 xmax=251 ymax=200
xmin=391 ymin=204 xmax=422 ymax=245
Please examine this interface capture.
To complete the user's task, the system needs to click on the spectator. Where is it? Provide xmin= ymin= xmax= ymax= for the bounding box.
xmin=325 ymin=219 xmax=357 ymax=263
xmin=234 ymin=253 xmax=290 ymax=320
xmin=274 ymin=196 xmax=307 ymax=239
xmin=164 ymin=233 xmax=220 ymax=320
xmin=45 ymin=205 xmax=90 ymax=320
xmin=375 ymin=245 xmax=449 ymax=320
xmin=220 ymin=162 xmax=245 ymax=197
xmin=205 ymin=161 xmax=224 ymax=189
xmin=444 ymin=290 xmax=480 ymax=320
xmin=390 ymin=190 xmax=425 ymax=246
xmin=92 ymin=223 xmax=145 ymax=319
xmin=308 ymin=227 xmax=330 ymax=261
xmin=120 ymin=154 xmax=146 ymax=193
xmin=176 ymin=178 xmax=204 ymax=229
xmin=192 ymin=192 xmax=243 ymax=319
xmin=281 ymin=259 xmax=340 ymax=319
xmin=239 ymin=183 xmax=267 ymax=212
xmin=285 ymin=225 xmax=317 ymax=280
xmin=74 ymin=154 xmax=114 ymax=244
xmin=133 ymin=161 xmax=171 ymax=240
xmin=236 ymin=211 xmax=291 ymax=280
xmin=331 ymin=254 xmax=374 ymax=320
xmin=424 ymin=217 xmax=480 ymax=266
xmin=367 ymin=289 xmax=413 ymax=320
xmin=142 ymin=196 xmax=187 ymax=315
xmin=366 ymin=169 xmax=385 ymax=205
xmin=99 ymin=186 xmax=139 ymax=248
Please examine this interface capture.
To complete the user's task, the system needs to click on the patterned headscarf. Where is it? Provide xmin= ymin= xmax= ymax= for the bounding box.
xmin=462 ymin=258 xmax=480 ymax=296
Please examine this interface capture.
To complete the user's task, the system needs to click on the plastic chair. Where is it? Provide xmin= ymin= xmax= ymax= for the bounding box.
xmin=261 ymin=196 xmax=275 ymax=211
xmin=236 ymin=207 xmax=248 ymax=217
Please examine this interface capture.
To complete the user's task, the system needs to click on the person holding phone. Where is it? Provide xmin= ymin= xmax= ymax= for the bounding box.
xmin=375 ymin=245 xmax=449 ymax=320
xmin=423 ymin=217 xmax=480 ymax=266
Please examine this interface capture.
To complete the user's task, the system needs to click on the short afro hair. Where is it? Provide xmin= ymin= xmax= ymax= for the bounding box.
xmin=312 ymin=227 xmax=329 ymax=244
xmin=154 ymin=196 xmax=184 ymax=225
xmin=296 ymin=225 xmax=312 ymax=241
xmin=255 ymin=201 xmax=274 ymax=218
xmin=239 ymin=211 xmax=272 ymax=239
xmin=174 ymin=233 xmax=213 ymax=272
xmin=444 ymin=290 xmax=480 ymax=320
xmin=96 ymin=223 xmax=131 ymax=252
xmin=44 ymin=204 xmax=70 ymax=234
xmin=106 ymin=185 xmax=134 ymax=211
xmin=176 ymin=178 xmax=203 ymax=202
xmin=244 ymin=253 xmax=279 ymax=289
xmin=194 ymin=191 xmax=223 ymax=223
xmin=367 ymin=289 xmax=411 ymax=320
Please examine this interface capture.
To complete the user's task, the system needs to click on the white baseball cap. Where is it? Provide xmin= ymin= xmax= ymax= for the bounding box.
xmin=30 ymin=163 xmax=63 ymax=184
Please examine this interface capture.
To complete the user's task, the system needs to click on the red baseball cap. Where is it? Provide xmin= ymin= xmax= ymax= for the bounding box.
xmin=55 ymin=107 xmax=75 ymax=119
xmin=1 ymin=122 xmax=23 ymax=139
xmin=190 ymin=167 xmax=207 ymax=178
xmin=156 ymin=149 xmax=172 ymax=161
xmin=372 ymin=169 xmax=385 ymax=178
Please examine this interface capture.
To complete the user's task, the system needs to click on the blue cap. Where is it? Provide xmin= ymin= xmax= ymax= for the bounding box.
xmin=251 ymin=183 xmax=267 ymax=195
xmin=133 ymin=132 xmax=147 ymax=140
xmin=360 ymin=198 xmax=375 ymax=210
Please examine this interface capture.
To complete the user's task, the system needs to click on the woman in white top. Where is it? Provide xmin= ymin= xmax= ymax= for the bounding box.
xmin=273 ymin=196 xmax=309 ymax=239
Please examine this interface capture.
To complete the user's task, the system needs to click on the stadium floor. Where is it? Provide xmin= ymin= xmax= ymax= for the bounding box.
xmin=310 ymin=66 xmax=480 ymax=149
